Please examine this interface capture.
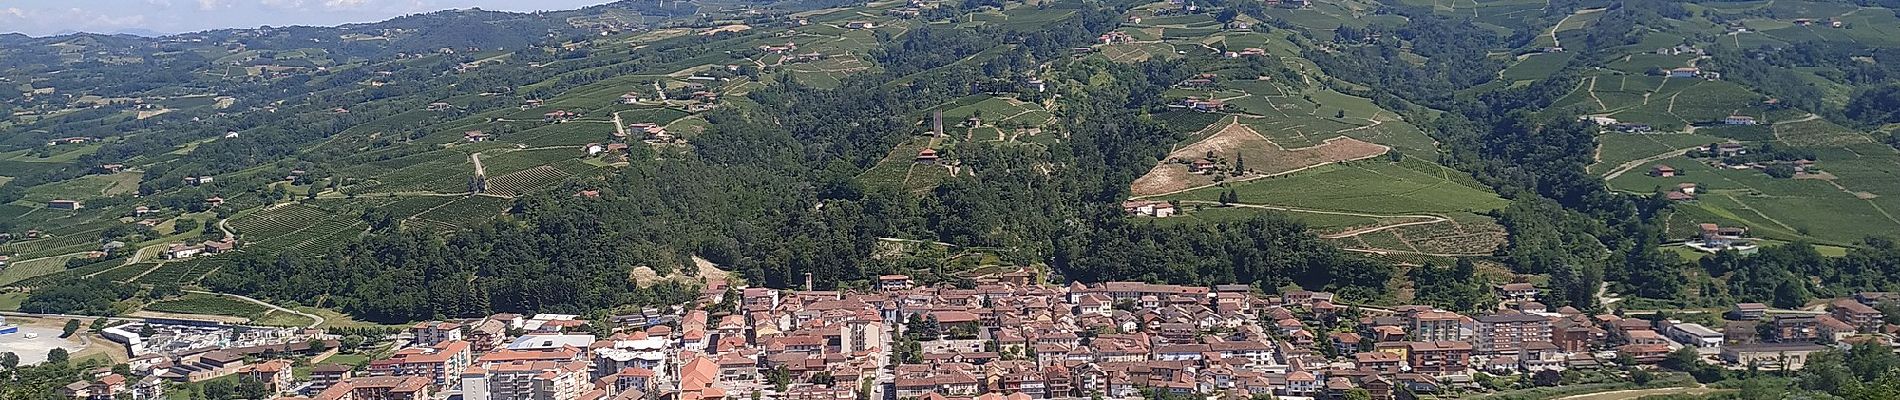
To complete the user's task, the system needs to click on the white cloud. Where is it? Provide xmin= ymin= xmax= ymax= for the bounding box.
xmin=197 ymin=0 xmax=229 ymax=10
xmin=323 ymin=0 xmax=371 ymax=10
xmin=2 ymin=8 xmax=27 ymax=19
xmin=260 ymin=0 xmax=308 ymax=9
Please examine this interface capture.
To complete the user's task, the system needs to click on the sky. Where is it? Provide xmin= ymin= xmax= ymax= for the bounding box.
xmin=0 ymin=0 xmax=615 ymax=37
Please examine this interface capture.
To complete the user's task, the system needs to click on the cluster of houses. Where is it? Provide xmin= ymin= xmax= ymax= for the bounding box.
xmin=48 ymin=272 xmax=1900 ymax=400
xmin=1121 ymin=200 xmax=1179 ymax=218
xmin=1662 ymin=67 xmax=1719 ymax=80
xmin=1580 ymin=116 xmax=1652 ymax=133
xmin=1685 ymin=223 xmax=1757 ymax=254
xmin=1222 ymin=48 xmax=1269 ymax=58
xmin=1174 ymin=97 xmax=1227 ymax=113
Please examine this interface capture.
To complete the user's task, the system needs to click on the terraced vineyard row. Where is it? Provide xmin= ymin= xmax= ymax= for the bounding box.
xmin=94 ymin=262 xmax=158 ymax=283
xmin=280 ymin=221 xmax=368 ymax=254
xmin=132 ymin=257 xmax=229 ymax=286
xmin=412 ymin=196 xmax=512 ymax=231
xmin=7 ymin=257 xmax=124 ymax=288
xmin=485 ymin=165 xmax=570 ymax=196
xmin=249 ymin=217 xmax=358 ymax=251
xmin=0 ymin=230 xmax=103 ymax=258
xmin=228 ymin=205 xmax=331 ymax=242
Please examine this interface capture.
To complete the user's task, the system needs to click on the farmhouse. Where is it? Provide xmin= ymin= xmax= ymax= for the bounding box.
xmin=1648 ymin=164 xmax=1677 ymax=177
xmin=1098 ymin=32 xmax=1133 ymax=44
xmin=1121 ymin=200 xmax=1177 ymax=218
xmin=757 ymin=42 xmax=798 ymax=53
xmin=1179 ymin=98 xmax=1225 ymax=112
xmin=47 ymin=199 xmax=84 ymax=210
xmin=544 ymin=110 xmax=579 ymax=122
xmin=1583 ymin=116 xmax=1618 ymax=126
xmin=162 ymin=243 xmax=206 ymax=259
xmin=1723 ymin=115 xmax=1759 ymax=125
xmin=845 ymin=21 xmax=877 ymax=29
xmin=101 ymin=163 xmax=125 ymax=173
xmin=47 ymin=137 xmax=93 ymax=145
xmin=184 ymin=176 xmax=214 ymax=186
xmin=205 ymin=196 xmax=225 ymax=206
xmin=203 ymin=237 xmax=237 ymax=254
xmin=915 ymin=148 xmax=940 ymax=164
xmin=1711 ymin=143 xmax=1747 ymax=156
xmin=620 ymin=92 xmax=641 ymax=104
xmin=1189 ymin=159 xmax=1217 ymax=174
xmin=1666 ymin=67 xmax=1700 ymax=78
xmin=1611 ymin=123 xmax=1652 ymax=133
xmin=1666 ymin=183 xmax=1697 ymax=201
xmin=464 ymin=131 xmax=491 ymax=142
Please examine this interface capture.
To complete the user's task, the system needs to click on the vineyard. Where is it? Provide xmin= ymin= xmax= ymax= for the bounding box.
xmin=6 ymin=257 xmax=123 ymax=288
xmin=485 ymin=165 xmax=571 ymax=196
xmin=131 ymin=257 xmax=229 ymax=286
xmin=276 ymin=221 xmax=369 ymax=254
xmin=229 ymin=204 xmax=333 ymax=241
xmin=0 ymin=230 xmax=103 ymax=258
xmin=250 ymin=217 xmax=362 ymax=252
xmin=480 ymin=148 xmax=585 ymax=176
xmin=410 ymin=196 xmax=512 ymax=231
xmin=94 ymin=262 xmax=159 ymax=283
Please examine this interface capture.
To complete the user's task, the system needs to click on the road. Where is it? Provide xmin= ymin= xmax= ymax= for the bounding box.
xmin=471 ymin=153 xmax=486 ymax=177
xmin=186 ymin=290 xmax=325 ymax=329
xmin=1600 ymin=147 xmax=1694 ymax=181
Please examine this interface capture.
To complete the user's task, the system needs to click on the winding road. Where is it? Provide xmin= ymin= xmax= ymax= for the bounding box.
xmin=186 ymin=290 xmax=325 ymax=329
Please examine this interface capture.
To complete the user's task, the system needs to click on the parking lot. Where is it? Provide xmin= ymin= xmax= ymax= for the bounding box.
xmin=0 ymin=325 xmax=84 ymax=365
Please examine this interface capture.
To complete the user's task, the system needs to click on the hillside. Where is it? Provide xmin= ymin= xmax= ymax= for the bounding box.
xmin=1 ymin=0 xmax=1899 ymax=329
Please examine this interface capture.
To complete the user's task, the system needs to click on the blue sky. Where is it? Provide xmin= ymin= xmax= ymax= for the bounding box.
xmin=0 ymin=0 xmax=614 ymax=37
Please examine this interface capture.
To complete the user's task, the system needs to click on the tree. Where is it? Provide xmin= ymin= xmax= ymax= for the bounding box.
xmin=341 ymin=335 xmax=366 ymax=351
xmin=1215 ymin=9 xmax=1240 ymax=23
xmin=1335 ymin=109 xmax=1346 ymax=119
xmin=1532 ymin=370 xmax=1562 ymax=387
xmin=1630 ymin=368 xmax=1653 ymax=385
xmin=61 ymin=319 xmax=81 ymax=338
xmin=90 ymin=317 xmax=109 ymax=332
xmin=174 ymin=218 xmax=201 ymax=235
xmin=204 ymin=377 xmax=237 ymax=400
xmin=1342 ymin=388 xmax=1372 ymax=400
xmin=236 ymin=376 xmax=271 ymax=399
xmin=1234 ymin=154 xmax=1246 ymax=174
xmin=0 ymin=352 xmax=16 ymax=370
xmin=45 ymin=348 xmax=69 ymax=365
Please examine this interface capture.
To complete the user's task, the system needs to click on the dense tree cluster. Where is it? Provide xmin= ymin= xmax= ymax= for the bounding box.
xmin=19 ymin=278 xmax=139 ymax=316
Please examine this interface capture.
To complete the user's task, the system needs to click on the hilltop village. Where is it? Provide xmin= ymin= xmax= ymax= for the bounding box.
xmin=45 ymin=274 xmax=1895 ymax=400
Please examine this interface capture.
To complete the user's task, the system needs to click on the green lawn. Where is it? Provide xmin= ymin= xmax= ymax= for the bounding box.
xmin=0 ymin=291 xmax=26 ymax=311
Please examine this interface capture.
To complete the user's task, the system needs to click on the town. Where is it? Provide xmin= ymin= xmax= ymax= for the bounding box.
xmin=30 ymin=273 xmax=1895 ymax=400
